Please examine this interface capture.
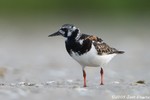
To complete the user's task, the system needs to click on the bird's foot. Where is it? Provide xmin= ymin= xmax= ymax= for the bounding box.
xmin=100 ymin=83 xmax=104 ymax=85
xmin=83 ymin=84 xmax=87 ymax=87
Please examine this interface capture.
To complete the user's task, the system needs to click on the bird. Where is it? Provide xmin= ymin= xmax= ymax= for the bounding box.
xmin=48 ymin=24 xmax=124 ymax=87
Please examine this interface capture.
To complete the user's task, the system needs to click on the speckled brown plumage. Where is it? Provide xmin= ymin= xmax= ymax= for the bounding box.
xmin=85 ymin=35 xmax=103 ymax=42
xmin=84 ymin=35 xmax=124 ymax=55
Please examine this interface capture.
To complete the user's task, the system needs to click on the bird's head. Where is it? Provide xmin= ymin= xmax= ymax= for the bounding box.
xmin=49 ymin=24 xmax=80 ymax=39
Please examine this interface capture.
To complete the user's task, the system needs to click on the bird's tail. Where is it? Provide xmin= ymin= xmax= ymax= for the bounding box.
xmin=115 ymin=50 xmax=125 ymax=54
xmin=112 ymin=48 xmax=124 ymax=54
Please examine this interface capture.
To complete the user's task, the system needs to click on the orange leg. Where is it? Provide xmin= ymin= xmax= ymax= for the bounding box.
xmin=83 ymin=69 xmax=87 ymax=87
xmin=100 ymin=67 xmax=104 ymax=85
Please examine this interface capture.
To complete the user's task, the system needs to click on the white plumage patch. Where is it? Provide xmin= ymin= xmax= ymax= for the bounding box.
xmin=67 ymin=31 xmax=72 ymax=37
xmin=71 ymin=44 xmax=116 ymax=67
xmin=72 ymin=26 xmax=76 ymax=31
xmin=79 ymin=39 xmax=84 ymax=45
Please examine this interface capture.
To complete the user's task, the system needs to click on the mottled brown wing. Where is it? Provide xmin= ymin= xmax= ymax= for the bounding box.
xmin=84 ymin=35 xmax=124 ymax=55
xmin=94 ymin=41 xmax=125 ymax=55
xmin=84 ymin=35 xmax=103 ymax=42
xmin=93 ymin=42 xmax=117 ymax=55
xmin=84 ymin=35 xmax=112 ymax=55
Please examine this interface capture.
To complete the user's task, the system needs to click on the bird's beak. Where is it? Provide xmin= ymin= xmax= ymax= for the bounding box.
xmin=48 ymin=31 xmax=61 ymax=37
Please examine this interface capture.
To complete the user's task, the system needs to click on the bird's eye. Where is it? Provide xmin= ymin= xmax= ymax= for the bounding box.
xmin=61 ymin=28 xmax=68 ymax=32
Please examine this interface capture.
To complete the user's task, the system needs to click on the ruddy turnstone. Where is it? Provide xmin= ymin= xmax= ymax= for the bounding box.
xmin=48 ymin=24 xmax=124 ymax=87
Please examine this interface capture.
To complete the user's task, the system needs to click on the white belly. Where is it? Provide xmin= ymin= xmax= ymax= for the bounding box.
xmin=71 ymin=44 xmax=116 ymax=67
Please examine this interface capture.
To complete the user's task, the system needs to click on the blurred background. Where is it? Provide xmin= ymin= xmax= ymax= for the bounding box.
xmin=0 ymin=0 xmax=150 ymax=99
xmin=0 ymin=0 xmax=150 ymax=100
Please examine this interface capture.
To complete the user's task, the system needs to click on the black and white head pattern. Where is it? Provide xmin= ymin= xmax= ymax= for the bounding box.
xmin=58 ymin=24 xmax=80 ymax=38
